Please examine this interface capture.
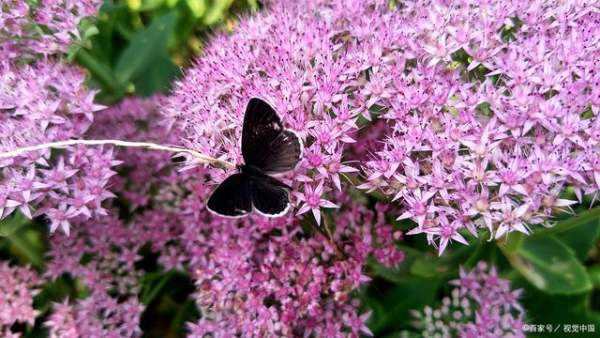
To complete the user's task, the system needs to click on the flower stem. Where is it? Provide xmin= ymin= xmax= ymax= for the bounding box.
xmin=0 ymin=139 xmax=236 ymax=169
xmin=75 ymin=49 xmax=124 ymax=96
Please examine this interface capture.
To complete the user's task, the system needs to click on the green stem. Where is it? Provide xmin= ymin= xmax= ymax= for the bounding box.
xmin=115 ymin=23 xmax=135 ymax=41
xmin=75 ymin=49 xmax=123 ymax=95
xmin=142 ymin=270 xmax=176 ymax=305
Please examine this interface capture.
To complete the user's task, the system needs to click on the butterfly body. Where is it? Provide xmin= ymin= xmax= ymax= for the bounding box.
xmin=239 ymin=163 xmax=292 ymax=187
xmin=238 ymin=163 xmax=267 ymax=177
xmin=206 ymin=98 xmax=302 ymax=218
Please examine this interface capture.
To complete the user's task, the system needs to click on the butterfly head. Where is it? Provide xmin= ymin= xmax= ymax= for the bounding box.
xmin=239 ymin=163 xmax=264 ymax=177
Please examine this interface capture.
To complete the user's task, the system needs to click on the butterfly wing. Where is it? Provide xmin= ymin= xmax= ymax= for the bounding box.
xmin=206 ymin=173 xmax=252 ymax=218
xmin=251 ymin=177 xmax=291 ymax=217
xmin=242 ymin=98 xmax=302 ymax=174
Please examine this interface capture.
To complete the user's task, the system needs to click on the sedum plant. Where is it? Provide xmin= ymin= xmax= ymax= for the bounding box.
xmin=0 ymin=0 xmax=599 ymax=337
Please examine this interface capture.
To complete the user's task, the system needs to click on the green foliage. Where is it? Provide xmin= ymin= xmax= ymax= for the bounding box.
xmin=365 ymin=206 xmax=600 ymax=337
xmin=75 ymin=0 xmax=258 ymax=103
xmin=365 ymin=276 xmax=442 ymax=334
xmin=502 ymin=235 xmax=592 ymax=294
xmin=0 ymin=213 xmax=46 ymax=268
xmin=114 ymin=11 xmax=180 ymax=96
xmin=0 ymin=212 xmax=28 ymax=237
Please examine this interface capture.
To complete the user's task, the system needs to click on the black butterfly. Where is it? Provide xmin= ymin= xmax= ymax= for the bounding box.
xmin=206 ymin=98 xmax=303 ymax=218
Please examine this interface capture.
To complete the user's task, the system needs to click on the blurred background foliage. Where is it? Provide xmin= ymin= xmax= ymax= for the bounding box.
xmin=1 ymin=0 xmax=600 ymax=337
xmin=366 ymin=205 xmax=600 ymax=338
xmin=74 ymin=0 xmax=259 ymax=103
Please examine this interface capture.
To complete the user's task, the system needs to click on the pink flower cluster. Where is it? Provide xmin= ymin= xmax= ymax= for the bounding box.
xmin=0 ymin=0 xmax=102 ymax=59
xmin=45 ymin=216 xmax=145 ymax=338
xmin=411 ymin=262 xmax=525 ymax=338
xmin=40 ymin=98 xmax=180 ymax=337
xmin=0 ymin=60 xmax=117 ymax=235
xmin=161 ymin=0 xmax=384 ymax=224
xmin=0 ymin=0 xmax=111 ymax=237
xmin=361 ymin=0 xmax=600 ymax=254
xmin=163 ymin=0 xmax=600 ymax=254
xmin=46 ymin=295 xmax=143 ymax=338
xmin=185 ymin=196 xmax=403 ymax=337
xmin=0 ymin=262 xmax=40 ymax=338
xmin=33 ymin=97 xmax=404 ymax=337
xmin=86 ymin=96 xmax=178 ymax=210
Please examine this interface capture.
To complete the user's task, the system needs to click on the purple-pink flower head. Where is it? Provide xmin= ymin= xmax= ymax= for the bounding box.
xmin=0 ymin=263 xmax=40 ymax=337
xmin=163 ymin=0 xmax=599 ymax=251
xmin=35 ymin=97 xmax=404 ymax=337
xmin=353 ymin=0 xmax=599 ymax=254
xmin=412 ymin=262 xmax=525 ymax=338
xmin=45 ymin=216 xmax=145 ymax=338
xmin=0 ymin=0 xmax=102 ymax=58
xmin=185 ymin=196 xmax=403 ymax=337
xmin=0 ymin=60 xmax=115 ymax=235
xmin=161 ymin=0 xmax=404 ymax=224
xmin=42 ymin=97 xmax=176 ymax=337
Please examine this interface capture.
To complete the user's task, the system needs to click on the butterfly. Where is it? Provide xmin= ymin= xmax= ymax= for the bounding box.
xmin=206 ymin=97 xmax=303 ymax=218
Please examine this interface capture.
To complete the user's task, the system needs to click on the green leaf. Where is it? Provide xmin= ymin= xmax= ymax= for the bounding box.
xmin=513 ymin=276 xmax=600 ymax=338
xmin=140 ymin=270 xmax=176 ymax=304
xmin=501 ymin=235 xmax=592 ymax=294
xmin=139 ymin=0 xmax=169 ymax=11
xmin=186 ymin=0 xmax=207 ymax=18
xmin=365 ymin=276 xmax=442 ymax=335
xmin=132 ymin=53 xmax=181 ymax=96
xmin=76 ymin=48 xmax=124 ymax=97
xmin=588 ymin=266 xmax=600 ymax=288
xmin=558 ymin=216 xmax=600 ymax=261
xmin=114 ymin=11 xmax=178 ymax=87
xmin=83 ymin=25 xmax=100 ymax=42
xmin=6 ymin=229 xmax=45 ymax=268
xmin=202 ymin=0 xmax=233 ymax=25
xmin=408 ymin=244 xmax=473 ymax=279
xmin=532 ymin=206 xmax=600 ymax=238
xmin=0 ymin=212 xmax=28 ymax=237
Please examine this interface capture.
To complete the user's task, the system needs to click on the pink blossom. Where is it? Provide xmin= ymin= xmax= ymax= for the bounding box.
xmin=0 ymin=0 xmax=102 ymax=58
xmin=0 ymin=263 xmax=40 ymax=336
xmin=296 ymin=181 xmax=339 ymax=224
xmin=356 ymin=0 xmax=599 ymax=253
xmin=413 ymin=262 xmax=525 ymax=338
xmin=0 ymin=60 xmax=116 ymax=234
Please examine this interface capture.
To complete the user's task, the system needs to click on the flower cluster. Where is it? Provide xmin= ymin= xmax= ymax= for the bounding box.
xmin=0 ymin=0 xmax=102 ymax=59
xmin=411 ymin=262 xmax=525 ymax=338
xmin=0 ymin=262 xmax=40 ymax=338
xmin=163 ymin=0 xmax=600 ymax=254
xmin=45 ymin=216 xmax=145 ymax=338
xmin=161 ymin=0 xmax=390 ymax=224
xmin=185 ymin=195 xmax=403 ymax=337
xmin=0 ymin=0 xmax=111 ymax=238
xmin=37 ymin=97 xmax=404 ymax=337
xmin=41 ymin=98 xmax=176 ymax=337
xmin=362 ymin=0 xmax=600 ymax=253
xmin=0 ymin=59 xmax=116 ymax=235
xmin=45 ymin=294 xmax=143 ymax=338
xmin=86 ymin=96 xmax=179 ymax=210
